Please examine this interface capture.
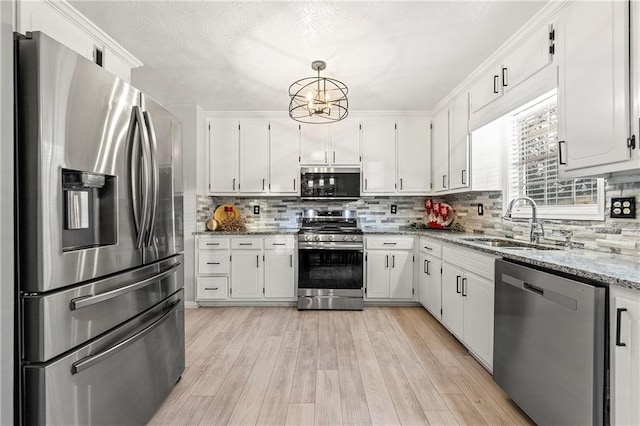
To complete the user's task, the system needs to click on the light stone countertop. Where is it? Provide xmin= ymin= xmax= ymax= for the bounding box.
xmin=194 ymin=227 xmax=640 ymax=291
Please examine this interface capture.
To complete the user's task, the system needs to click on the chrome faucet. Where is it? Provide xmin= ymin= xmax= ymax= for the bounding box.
xmin=504 ymin=196 xmax=545 ymax=244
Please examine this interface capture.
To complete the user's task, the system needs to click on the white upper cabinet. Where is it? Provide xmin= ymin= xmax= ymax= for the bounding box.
xmin=432 ymin=108 xmax=450 ymax=192
xmin=502 ymin=24 xmax=554 ymax=94
xmin=300 ymin=124 xmax=329 ymax=165
xmin=269 ymin=120 xmax=300 ymax=195
xmin=557 ymin=0 xmax=634 ymax=177
xmin=330 ymin=120 xmax=361 ymax=165
xmin=361 ymin=120 xmax=397 ymax=194
xmin=208 ymin=119 xmax=239 ymax=194
xmin=469 ymin=65 xmax=503 ymax=114
xmin=238 ymin=120 xmax=268 ymax=194
xmin=397 ymin=119 xmax=431 ymax=193
xmin=449 ymin=93 xmax=470 ymax=190
xmin=300 ymin=121 xmax=360 ymax=166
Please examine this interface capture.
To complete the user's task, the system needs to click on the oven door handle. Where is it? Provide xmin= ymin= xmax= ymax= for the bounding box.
xmin=298 ymin=245 xmax=364 ymax=251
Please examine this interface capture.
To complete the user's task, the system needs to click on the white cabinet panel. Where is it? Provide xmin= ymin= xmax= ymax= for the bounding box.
xmin=269 ymin=120 xmax=299 ymax=194
xmin=469 ymin=66 xmax=503 ymax=114
xmin=503 ymin=25 xmax=553 ymax=93
xmin=389 ymin=251 xmax=413 ymax=299
xmin=239 ymin=120 xmax=268 ymax=194
xmin=300 ymin=124 xmax=329 ymax=165
xmin=557 ymin=1 xmax=631 ymax=175
xmin=208 ymin=119 xmax=238 ymax=194
xmin=419 ymin=253 xmax=442 ymax=321
xmin=442 ymin=264 xmax=464 ymax=339
xmin=330 ymin=120 xmax=361 ymax=165
xmin=196 ymin=277 xmax=228 ymax=300
xmin=449 ymin=93 xmax=470 ymax=190
xmin=432 ymin=108 xmax=449 ymax=192
xmin=198 ymin=252 xmax=229 ymax=275
xmin=264 ymin=252 xmax=295 ymax=298
xmin=361 ymin=120 xmax=397 ymax=194
xmin=397 ymin=119 xmax=431 ymax=193
xmin=366 ymin=251 xmax=390 ymax=298
xmin=230 ymin=251 xmax=263 ymax=299
xmin=462 ymin=274 xmax=494 ymax=367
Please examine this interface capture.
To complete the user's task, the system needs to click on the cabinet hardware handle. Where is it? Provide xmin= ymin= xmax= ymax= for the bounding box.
xmin=256 ymin=255 xmax=259 ymax=268
xmin=262 ymin=178 xmax=265 ymax=190
xmin=424 ymin=259 xmax=430 ymax=275
xmin=364 ymin=178 xmax=368 ymax=190
xmin=206 ymin=243 xmax=220 ymax=246
xmin=325 ymin=151 xmax=328 ymax=163
xmin=239 ymin=243 xmax=252 ymax=246
xmin=462 ymin=277 xmax=467 ymax=297
xmin=383 ymin=242 xmax=397 ymax=245
xmin=290 ymin=254 xmax=293 ymax=267
xmin=616 ymin=308 xmax=628 ymax=347
xmin=272 ymin=243 xmax=286 ymax=246
xmin=232 ymin=178 xmax=236 ymax=190
xmin=385 ymin=255 xmax=389 ymax=268
xmin=333 ymin=151 xmax=336 ymax=163
xmin=442 ymin=175 xmax=447 ymax=188
xmin=204 ymin=287 xmax=219 ymax=291
xmin=392 ymin=255 xmax=395 ymax=268
xmin=456 ymin=276 xmax=461 ymax=294
xmin=400 ymin=178 xmax=403 ymax=190
xmin=558 ymin=141 xmax=566 ymax=165
xmin=502 ymin=67 xmax=508 ymax=87
xmin=423 ymin=246 xmax=432 ymax=251
xmin=206 ymin=262 xmax=220 ymax=265
xmin=493 ymin=75 xmax=499 ymax=94
xmin=293 ymin=178 xmax=296 ymax=191
xmin=461 ymin=169 xmax=466 ymax=185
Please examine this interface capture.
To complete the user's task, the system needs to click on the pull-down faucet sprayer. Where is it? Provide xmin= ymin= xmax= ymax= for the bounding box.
xmin=504 ymin=196 xmax=545 ymax=244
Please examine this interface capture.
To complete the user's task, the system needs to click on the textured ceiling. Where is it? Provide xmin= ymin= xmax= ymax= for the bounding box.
xmin=70 ymin=1 xmax=547 ymax=112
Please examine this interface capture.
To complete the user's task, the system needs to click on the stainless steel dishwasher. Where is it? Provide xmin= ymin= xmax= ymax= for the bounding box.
xmin=494 ymin=259 xmax=607 ymax=425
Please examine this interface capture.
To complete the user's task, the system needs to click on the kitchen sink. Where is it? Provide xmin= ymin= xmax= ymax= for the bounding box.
xmin=461 ymin=237 xmax=562 ymax=251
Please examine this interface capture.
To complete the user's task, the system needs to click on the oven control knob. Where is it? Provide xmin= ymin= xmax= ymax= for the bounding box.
xmin=351 ymin=235 xmax=358 ymax=241
xmin=305 ymin=235 xmax=312 ymax=242
xmin=314 ymin=235 xmax=320 ymax=242
xmin=329 ymin=235 xmax=335 ymax=241
xmin=343 ymin=235 xmax=349 ymax=241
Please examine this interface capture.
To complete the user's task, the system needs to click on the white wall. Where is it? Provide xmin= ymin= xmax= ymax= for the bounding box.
xmin=0 ymin=0 xmax=14 ymax=423
xmin=166 ymin=104 xmax=205 ymax=304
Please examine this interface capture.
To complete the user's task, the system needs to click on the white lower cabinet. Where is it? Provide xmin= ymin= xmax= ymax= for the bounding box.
xmin=419 ymin=253 xmax=442 ymax=320
xmin=365 ymin=236 xmax=414 ymax=300
xmin=611 ymin=285 xmax=640 ymax=426
xmin=441 ymin=245 xmax=496 ymax=370
xmin=196 ymin=235 xmax=295 ymax=303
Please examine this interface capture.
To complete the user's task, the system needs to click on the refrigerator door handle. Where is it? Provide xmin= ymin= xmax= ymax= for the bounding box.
xmin=128 ymin=106 xmax=152 ymax=249
xmin=69 ymin=261 xmax=181 ymax=310
xmin=126 ymin=108 xmax=142 ymax=247
xmin=71 ymin=298 xmax=182 ymax=374
xmin=143 ymin=111 xmax=160 ymax=247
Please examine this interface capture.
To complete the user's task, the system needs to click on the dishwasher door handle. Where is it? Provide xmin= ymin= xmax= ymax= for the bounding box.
xmin=523 ymin=282 xmax=544 ymax=296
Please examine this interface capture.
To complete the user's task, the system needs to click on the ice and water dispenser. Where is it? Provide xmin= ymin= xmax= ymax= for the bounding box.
xmin=62 ymin=169 xmax=117 ymax=251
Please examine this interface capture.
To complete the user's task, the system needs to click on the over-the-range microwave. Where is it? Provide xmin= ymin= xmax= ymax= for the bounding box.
xmin=300 ymin=167 xmax=360 ymax=200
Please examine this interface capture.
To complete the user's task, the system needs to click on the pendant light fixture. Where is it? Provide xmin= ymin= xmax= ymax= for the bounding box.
xmin=288 ymin=60 xmax=348 ymax=124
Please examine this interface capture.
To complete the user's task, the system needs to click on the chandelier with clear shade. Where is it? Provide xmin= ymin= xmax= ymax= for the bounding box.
xmin=288 ymin=60 xmax=349 ymax=124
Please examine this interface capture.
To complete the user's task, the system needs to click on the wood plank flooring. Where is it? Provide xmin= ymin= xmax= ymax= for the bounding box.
xmin=149 ymin=307 xmax=532 ymax=426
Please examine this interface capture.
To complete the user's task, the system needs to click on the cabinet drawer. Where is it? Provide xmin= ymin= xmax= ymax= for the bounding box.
xmin=443 ymin=245 xmax=496 ymax=281
xmin=197 ymin=277 xmax=228 ymax=300
xmin=198 ymin=252 xmax=230 ymax=274
xmin=264 ymin=236 xmax=295 ymax=250
xmin=419 ymin=237 xmax=442 ymax=258
xmin=231 ymin=238 xmax=264 ymax=250
xmin=198 ymin=237 xmax=230 ymax=250
xmin=366 ymin=236 xmax=414 ymax=250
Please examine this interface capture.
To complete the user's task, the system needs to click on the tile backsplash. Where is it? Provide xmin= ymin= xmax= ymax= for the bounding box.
xmin=196 ymin=173 xmax=640 ymax=256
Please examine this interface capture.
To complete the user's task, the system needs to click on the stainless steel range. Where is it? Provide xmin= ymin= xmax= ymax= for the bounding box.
xmin=297 ymin=209 xmax=364 ymax=310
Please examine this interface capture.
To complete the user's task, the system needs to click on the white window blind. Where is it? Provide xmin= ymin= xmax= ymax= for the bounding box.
xmin=508 ymin=92 xmax=604 ymax=220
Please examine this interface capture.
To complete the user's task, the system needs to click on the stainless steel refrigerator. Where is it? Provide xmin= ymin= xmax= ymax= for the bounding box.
xmin=15 ymin=32 xmax=185 ymax=425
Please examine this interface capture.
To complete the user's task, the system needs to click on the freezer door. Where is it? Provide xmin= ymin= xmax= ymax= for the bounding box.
xmin=23 ymin=290 xmax=185 ymax=426
xmin=140 ymin=94 xmax=184 ymax=263
xmin=16 ymin=32 xmax=143 ymax=292
xmin=22 ymin=254 xmax=183 ymax=362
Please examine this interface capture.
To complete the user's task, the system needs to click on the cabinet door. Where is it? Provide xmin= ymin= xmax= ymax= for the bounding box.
xmin=418 ymin=253 xmax=430 ymax=309
xmin=441 ymin=264 xmax=464 ymax=339
xmin=209 ymin=119 xmax=238 ymax=194
xmin=230 ymin=251 xmax=263 ymax=299
xmin=300 ymin=125 xmax=329 ymax=165
xmin=269 ymin=120 xmax=299 ymax=194
xmin=612 ymin=291 xmax=640 ymax=426
xmin=239 ymin=120 xmax=268 ymax=193
xmin=330 ymin=120 xmax=361 ymax=165
xmin=432 ymin=109 xmax=449 ymax=192
xmin=462 ymin=274 xmax=494 ymax=368
xmin=468 ymin=66 xmax=503 ymax=114
xmin=449 ymin=93 xmax=470 ymax=190
xmin=264 ymin=251 xmax=295 ymax=298
xmin=389 ymin=252 xmax=413 ymax=299
xmin=361 ymin=120 xmax=397 ymax=194
xmin=424 ymin=255 xmax=442 ymax=320
xmin=397 ymin=120 xmax=431 ymax=193
xmin=557 ymin=1 xmax=631 ymax=174
xmin=502 ymin=25 xmax=553 ymax=93
xmin=366 ymin=251 xmax=389 ymax=298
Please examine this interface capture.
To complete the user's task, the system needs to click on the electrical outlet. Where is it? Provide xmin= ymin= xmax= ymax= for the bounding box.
xmin=610 ymin=197 xmax=636 ymax=219
xmin=390 ymin=204 xmax=397 ymax=214
xmin=253 ymin=205 xmax=260 ymax=215
xmin=477 ymin=203 xmax=484 ymax=216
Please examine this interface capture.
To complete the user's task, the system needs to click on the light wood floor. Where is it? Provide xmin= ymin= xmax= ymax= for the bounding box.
xmin=149 ymin=306 xmax=532 ymax=425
